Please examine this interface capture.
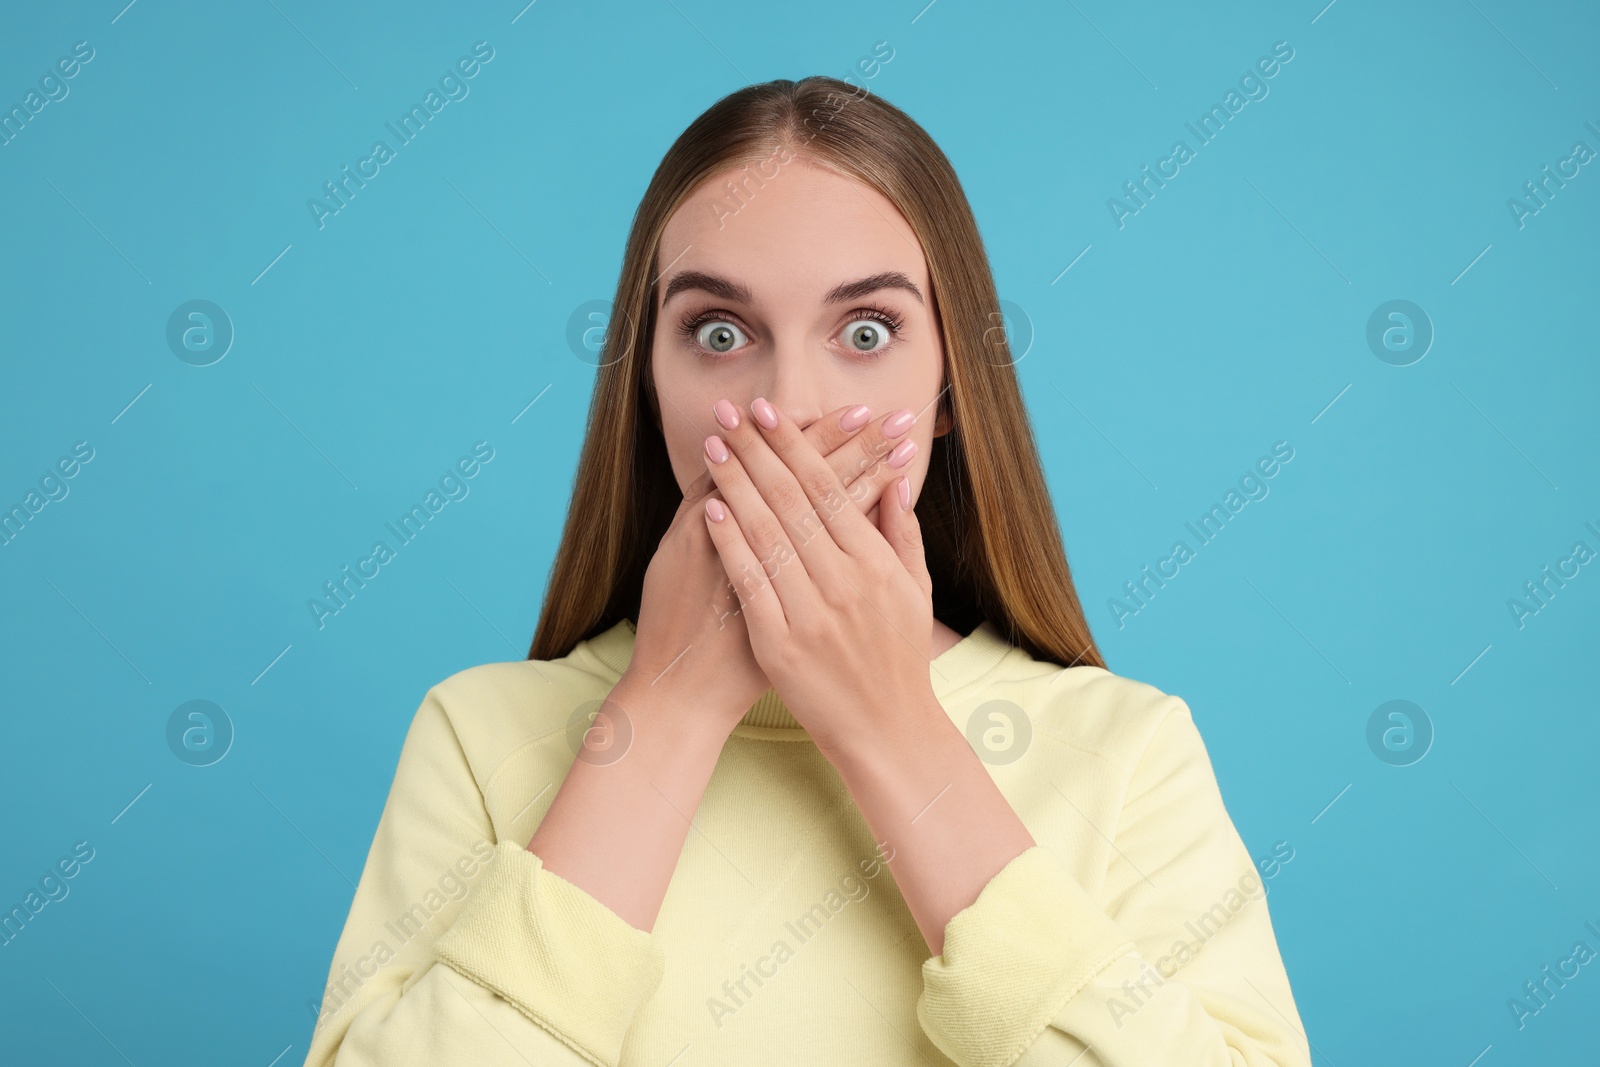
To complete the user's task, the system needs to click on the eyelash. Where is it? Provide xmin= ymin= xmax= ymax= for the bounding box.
xmin=675 ymin=304 xmax=906 ymax=359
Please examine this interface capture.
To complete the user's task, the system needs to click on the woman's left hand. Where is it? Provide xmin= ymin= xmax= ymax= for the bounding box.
xmin=698 ymin=395 xmax=944 ymax=763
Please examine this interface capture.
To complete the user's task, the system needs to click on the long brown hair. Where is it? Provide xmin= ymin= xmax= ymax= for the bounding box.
xmin=527 ymin=75 xmax=1105 ymax=673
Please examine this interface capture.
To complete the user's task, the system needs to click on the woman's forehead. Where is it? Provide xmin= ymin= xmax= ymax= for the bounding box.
xmin=658 ymin=165 xmax=928 ymax=303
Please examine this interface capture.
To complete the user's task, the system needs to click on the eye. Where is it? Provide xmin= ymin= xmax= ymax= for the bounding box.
xmin=677 ymin=312 xmax=751 ymax=356
xmin=675 ymin=304 xmax=906 ymax=359
xmin=842 ymin=318 xmax=890 ymax=353
xmin=837 ymin=306 xmax=905 ymax=357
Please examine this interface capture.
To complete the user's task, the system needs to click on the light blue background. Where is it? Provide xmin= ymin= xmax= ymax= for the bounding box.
xmin=2 ymin=1 xmax=1597 ymax=1063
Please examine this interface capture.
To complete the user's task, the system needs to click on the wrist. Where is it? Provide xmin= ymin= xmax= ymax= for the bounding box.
xmin=823 ymin=691 xmax=958 ymax=786
xmin=609 ymin=672 xmax=732 ymax=760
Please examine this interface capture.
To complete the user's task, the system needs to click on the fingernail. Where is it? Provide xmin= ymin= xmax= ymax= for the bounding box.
xmin=887 ymin=439 xmax=917 ymax=468
xmin=883 ymin=410 xmax=914 ymax=438
xmin=752 ymin=397 xmax=779 ymax=430
xmin=706 ymin=498 xmax=726 ymax=522
xmin=839 ymin=404 xmax=871 ymax=432
xmin=897 ymin=477 xmax=911 ymax=511
xmin=705 ymin=435 xmax=729 ymax=463
xmin=713 ymin=399 xmax=740 ymax=431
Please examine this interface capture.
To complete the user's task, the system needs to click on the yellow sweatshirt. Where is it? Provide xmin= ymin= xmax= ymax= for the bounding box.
xmin=302 ymin=618 xmax=1312 ymax=1067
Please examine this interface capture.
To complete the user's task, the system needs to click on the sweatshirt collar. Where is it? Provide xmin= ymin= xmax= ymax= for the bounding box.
xmin=577 ymin=616 xmax=1016 ymax=735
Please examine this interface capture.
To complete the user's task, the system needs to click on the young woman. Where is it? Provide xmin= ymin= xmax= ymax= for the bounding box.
xmin=304 ymin=76 xmax=1312 ymax=1067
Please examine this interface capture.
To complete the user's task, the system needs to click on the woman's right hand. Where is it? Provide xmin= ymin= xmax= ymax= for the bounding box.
xmin=618 ymin=402 xmax=920 ymax=738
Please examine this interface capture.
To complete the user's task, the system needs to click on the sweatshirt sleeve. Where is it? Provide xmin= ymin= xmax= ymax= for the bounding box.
xmin=301 ymin=684 xmax=666 ymax=1067
xmin=915 ymin=698 xmax=1313 ymax=1067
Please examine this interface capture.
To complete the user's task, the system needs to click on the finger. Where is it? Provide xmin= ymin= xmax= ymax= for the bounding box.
xmin=802 ymin=401 xmax=876 ymax=459
xmin=669 ymin=479 xmax=747 ymax=635
xmin=690 ymin=402 xmax=902 ymax=531
xmin=799 ymin=405 xmax=918 ymax=522
xmin=702 ymin=430 xmax=820 ymax=622
xmin=739 ymin=396 xmax=883 ymax=562
xmin=685 ymin=402 xmax=863 ymax=507
xmin=832 ymin=406 xmax=921 ymax=502
xmin=697 ymin=402 xmax=883 ymax=519
xmin=837 ymin=408 xmax=920 ymax=517
xmin=711 ymin=399 xmax=850 ymax=577
xmin=702 ymin=550 xmax=748 ymax=636
xmin=878 ymin=475 xmax=933 ymax=596
xmin=684 ymin=467 xmax=715 ymax=500
xmin=700 ymin=484 xmax=795 ymax=638
xmin=673 ymin=472 xmax=723 ymax=535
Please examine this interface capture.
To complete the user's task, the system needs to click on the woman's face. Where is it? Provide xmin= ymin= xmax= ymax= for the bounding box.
xmin=649 ymin=158 xmax=949 ymax=516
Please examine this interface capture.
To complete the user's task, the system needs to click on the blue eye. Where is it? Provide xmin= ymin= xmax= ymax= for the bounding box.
xmin=842 ymin=316 xmax=892 ymax=353
xmin=675 ymin=304 xmax=906 ymax=359
xmin=685 ymin=318 xmax=748 ymax=354
xmin=676 ymin=311 xmax=750 ymax=355
xmin=838 ymin=305 xmax=905 ymax=358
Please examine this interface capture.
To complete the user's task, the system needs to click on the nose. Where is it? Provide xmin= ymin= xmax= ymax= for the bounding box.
xmin=760 ymin=341 xmax=825 ymax=430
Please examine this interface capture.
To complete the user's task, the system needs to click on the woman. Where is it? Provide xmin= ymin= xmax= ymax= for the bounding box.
xmin=304 ymin=76 xmax=1311 ymax=1066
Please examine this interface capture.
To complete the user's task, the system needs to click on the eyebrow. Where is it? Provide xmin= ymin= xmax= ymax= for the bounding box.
xmin=660 ymin=269 xmax=925 ymax=308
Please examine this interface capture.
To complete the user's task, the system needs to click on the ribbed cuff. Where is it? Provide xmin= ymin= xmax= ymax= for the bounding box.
xmin=432 ymin=840 xmax=666 ymax=1067
xmin=917 ymin=845 xmax=1137 ymax=1067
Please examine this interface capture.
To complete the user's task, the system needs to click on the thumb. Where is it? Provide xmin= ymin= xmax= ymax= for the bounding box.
xmin=877 ymin=476 xmax=932 ymax=597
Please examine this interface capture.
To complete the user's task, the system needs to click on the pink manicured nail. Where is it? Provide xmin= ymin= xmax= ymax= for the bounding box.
xmin=751 ymin=397 xmax=779 ymax=429
xmin=839 ymin=405 xmax=871 ymax=432
xmin=713 ymin=399 xmax=740 ymax=431
xmin=897 ymin=477 xmax=911 ymax=511
xmin=705 ymin=498 xmax=726 ymax=522
xmin=705 ymin=435 xmax=729 ymax=463
xmin=882 ymin=410 xmax=914 ymax=438
xmin=887 ymin=439 xmax=917 ymax=468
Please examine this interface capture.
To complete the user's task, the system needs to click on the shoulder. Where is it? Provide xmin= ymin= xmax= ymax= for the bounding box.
xmin=407 ymin=635 xmax=623 ymax=787
xmin=970 ymin=644 xmax=1198 ymax=780
xmin=970 ymin=649 xmax=1238 ymax=838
